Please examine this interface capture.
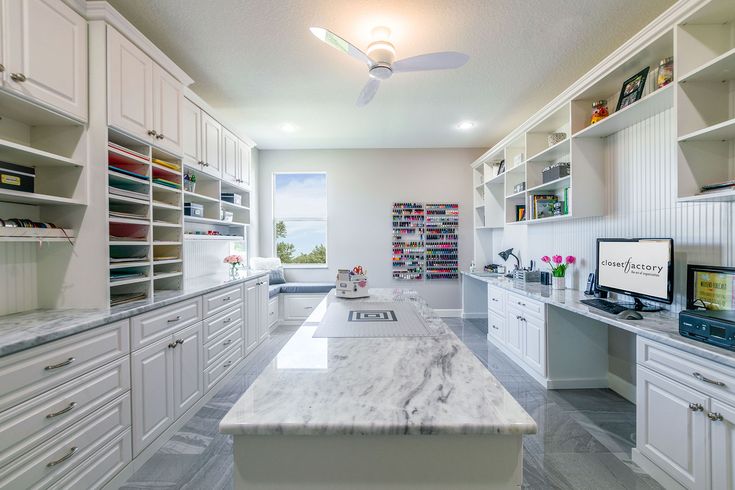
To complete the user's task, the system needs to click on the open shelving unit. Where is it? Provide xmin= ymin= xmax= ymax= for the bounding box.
xmin=107 ymin=129 xmax=184 ymax=306
xmin=392 ymin=203 xmax=425 ymax=280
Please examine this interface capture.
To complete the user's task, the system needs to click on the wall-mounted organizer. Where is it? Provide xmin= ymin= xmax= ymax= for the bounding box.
xmin=392 ymin=203 xmax=425 ymax=280
xmin=107 ymin=129 xmax=184 ymax=306
xmin=425 ymin=204 xmax=459 ymax=280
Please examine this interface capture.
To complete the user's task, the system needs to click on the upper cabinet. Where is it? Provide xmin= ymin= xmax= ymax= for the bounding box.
xmin=182 ymin=97 xmax=202 ymax=167
xmin=201 ymin=111 xmax=222 ymax=178
xmin=238 ymin=140 xmax=251 ymax=188
xmin=107 ymin=25 xmax=183 ymax=156
xmin=2 ymin=0 xmax=87 ymax=121
xmin=221 ymin=127 xmax=239 ymax=185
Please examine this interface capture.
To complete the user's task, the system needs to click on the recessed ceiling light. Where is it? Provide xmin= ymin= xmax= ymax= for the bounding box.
xmin=456 ymin=121 xmax=476 ymax=131
xmin=281 ymin=123 xmax=298 ymax=132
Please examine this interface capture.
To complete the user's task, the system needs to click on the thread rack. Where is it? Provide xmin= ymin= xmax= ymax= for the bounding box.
xmin=392 ymin=202 xmax=425 ymax=280
xmin=425 ymin=203 xmax=459 ymax=280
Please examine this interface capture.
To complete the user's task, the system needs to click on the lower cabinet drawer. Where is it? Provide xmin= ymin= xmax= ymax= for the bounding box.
xmin=52 ymin=429 xmax=132 ymax=490
xmin=0 ymin=357 xmax=130 ymax=468
xmin=202 ymin=304 xmax=242 ymax=343
xmin=130 ymin=298 xmax=202 ymax=350
xmin=283 ymin=295 xmax=324 ymax=320
xmin=204 ymin=342 xmax=243 ymax=392
xmin=203 ymin=285 xmax=243 ymax=318
xmin=488 ymin=310 xmax=505 ymax=343
xmin=203 ymin=325 xmax=242 ymax=368
xmin=488 ymin=286 xmax=506 ymax=315
xmin=0 ymin=320 xmax=129 ymax=413
xmin=0 ymin=393 xmax=131 ymax=490
xmin=268 ymin=297 xmax=279 ymax=328
xmin=507 ymin=292 xmax=544 ymax=319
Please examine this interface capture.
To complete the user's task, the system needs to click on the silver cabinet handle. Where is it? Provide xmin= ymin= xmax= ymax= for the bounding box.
xmin=304 ymin=306 xmax=313 ymax=310
xmin=688 ymin=403 xmax=704 ymax=412
xmin=0 ymin=64 xmax=5 ymax=72
xmin=147 ymin=129 xmax=158 ymax=137
xmin=167 ymin=316 xmax=181 ymax=323
xmin=693 ymin=372 xmax=725 ymax=387
xmin=10 ymin=73 xmax=26 ymax=82
xmin=707 ymin=412 xmax=723 ymax=422
xmin=198 ymin=161 xmax=204 ymax=166
xmin=175 ymin=339 xmax=184 ymax=345
xmin=168 ymin=342 xmax=177 ymax=349
xmin=156 ymin=134 xmax=165 ymax=140
xmin=517 ymin=301 xmax=526 ymax=307
xmin=222 ymin=296 xmax=231 ymax=301
xmin=45 ymin=357 xmax=75 ymax=370
xmin=223 ymin=360 xmax=233 ymax=368
xmin=223 ymin=339 xmax=233 ymax=346
xmin=492 ymin=298 xmax=499 ymax=302
xmin=47 ymin=446 xmax=78 ymax=467
xmin=47 ymin=401 xmax=77 ymax=419
xmin=223 ymin=317 xmax=232 ymax=324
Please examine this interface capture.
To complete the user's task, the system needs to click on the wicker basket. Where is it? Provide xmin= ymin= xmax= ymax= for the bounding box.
xmin=547 ymin=132 xmax=567 ymax=147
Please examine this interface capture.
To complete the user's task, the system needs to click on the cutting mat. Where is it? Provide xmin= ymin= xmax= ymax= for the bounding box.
xmin=312 ymin=302 xmax=433 ymax=338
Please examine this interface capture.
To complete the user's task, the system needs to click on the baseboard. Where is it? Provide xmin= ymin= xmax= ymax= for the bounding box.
xmin=435 ymin=308 xmax=461 ymax=318
xmin=607 ymin=372 xmax=636 ymax=404
xmin=461 ymin=312 xmax=488 ymax=320
xmin=546 ymin=377 xmax=609 ymax=389
xmin=631 ymin=449 xmax=686 ymax=490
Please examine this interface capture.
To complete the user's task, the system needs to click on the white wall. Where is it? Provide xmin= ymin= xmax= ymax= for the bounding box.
xmin=258 ymin=148 xmax=484 ymax=311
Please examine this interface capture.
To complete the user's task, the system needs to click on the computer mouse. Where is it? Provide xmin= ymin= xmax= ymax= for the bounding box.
xmin=617 ymin=310 xmax=643 ymax=320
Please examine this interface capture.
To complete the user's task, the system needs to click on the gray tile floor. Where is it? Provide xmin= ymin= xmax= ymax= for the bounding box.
xmin=121 ymin=318 xmax=662 ymax=490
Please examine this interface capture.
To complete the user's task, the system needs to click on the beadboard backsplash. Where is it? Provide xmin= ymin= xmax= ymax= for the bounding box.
xmin=488 ymin=108 xmax=734 ymax=311
xmin=0 ymin=243 xmax=38 ymax=315
xmin=183 ymin=239 xmax=247 ymax=282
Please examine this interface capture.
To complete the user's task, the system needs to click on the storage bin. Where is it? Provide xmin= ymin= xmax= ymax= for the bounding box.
xmin=221 ymin=193 xmax=242 ymax=205
xmin=0 ymin=161 xmax=35 ymax=193
xmin=542 ymin=163 xmax=570 ymax=183
xmin=184 ymin=203 xmax=204 ymax=217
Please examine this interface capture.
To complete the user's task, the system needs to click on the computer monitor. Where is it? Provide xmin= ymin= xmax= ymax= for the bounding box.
xmin=595 ymin=238 xmax=674 ymax=311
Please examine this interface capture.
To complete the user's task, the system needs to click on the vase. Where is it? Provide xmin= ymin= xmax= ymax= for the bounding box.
xmin=552 ymin=276 xmax=565 ymax=290
xmin=229 ymin=265 xmax=239 ymax=280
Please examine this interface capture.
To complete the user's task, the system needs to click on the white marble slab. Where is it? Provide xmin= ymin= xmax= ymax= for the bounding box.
xmin=0 ymin=270 xmax=270 ymax=358
xmin=219 ymin=288 xmax=537 ymax=437
xmin=462 ymin=271 xmax=735 ymax=370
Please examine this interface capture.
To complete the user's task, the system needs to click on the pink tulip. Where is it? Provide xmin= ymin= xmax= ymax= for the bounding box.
xmin=566 ymin=255 xmax=576 ymax=265
xmin=541 ymin=256 xmax=550 ymax=263
xmin=552 ymin=255 xmax=563 ymax=264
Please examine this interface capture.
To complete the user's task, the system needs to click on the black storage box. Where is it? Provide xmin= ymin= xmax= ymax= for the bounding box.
xmin=0 ymin=161 xmax=35 ymax=193
xmin=220 ymin=192 xmax=242 ymax=205
xmin=184 ymin=202 xmax=204 ymax=217
xmin=542 ymin=163 xmax=570 ymax=184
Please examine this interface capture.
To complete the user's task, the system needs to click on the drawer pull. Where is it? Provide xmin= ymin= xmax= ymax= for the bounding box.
xmin=47 ymin=446 xmax=78 ymax=467
xmin=223 ymin=360 xmax=233 ymax=368
xmin=167 ymin=316 xmax=181 ymax=323
xmin=304 ymin=306 xmax=313 ymax=310
xmin=46 ymin=401 xmax=77 ymax=419
xmin=223 ymin=339 xmax=233 ymax=346
xmin=175 ymin=339 xmax=184 ymax=345
xmin=707 ymin=412 xmax=723 ymax=422
xmin=692 ymin=372 xmax=725 ymax=387
xmin=223 ymin=317 xmax=232 ymax=324
xmin=45 ymin=357 xmax=75 ymax=371
xmin=222 ymin=296 xmax=231 ymax=301
xmin=517 ymin=301 xmax=526 ymax=307
xmin=168 ymin=342 xmax=177 ymax=349
xmin=688 ymin=403 xmax=704 ymax=412
xmin=492 ymin=298 xmax=499 ymax=302
xmin=10 ymin=72 xmax=26 ymax=82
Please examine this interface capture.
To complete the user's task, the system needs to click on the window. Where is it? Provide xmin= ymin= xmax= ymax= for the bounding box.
xmin=273 ymin=172 xmax=327 ymax=267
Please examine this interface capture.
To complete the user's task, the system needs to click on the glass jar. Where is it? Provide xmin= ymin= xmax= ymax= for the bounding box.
xmin=590 ymin=99 xmax=609 ymax=125
xmin=657 ymin=57 xmax=673 ymax=89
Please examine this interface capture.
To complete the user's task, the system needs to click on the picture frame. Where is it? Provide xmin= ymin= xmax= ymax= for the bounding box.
xmin=496 ymin=159 xmax=505 ymax=176
xmin=615 ymin=67 xmax=649 ymax=111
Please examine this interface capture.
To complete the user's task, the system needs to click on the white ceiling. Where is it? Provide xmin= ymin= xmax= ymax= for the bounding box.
xmin=106 ymin=0 xmax=675 ymax=150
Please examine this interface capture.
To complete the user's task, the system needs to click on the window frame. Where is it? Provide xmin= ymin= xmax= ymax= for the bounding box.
xmin=272 ymin=171 xmax=328 ymax=269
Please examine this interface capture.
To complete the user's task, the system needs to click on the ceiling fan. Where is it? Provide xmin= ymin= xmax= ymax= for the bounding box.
xmin=309 ymin=26 xmax=469 ymax=107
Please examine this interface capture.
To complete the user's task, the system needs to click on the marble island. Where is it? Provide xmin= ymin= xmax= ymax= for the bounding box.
xmin=220 ymin=289 xmax=536 ymax=489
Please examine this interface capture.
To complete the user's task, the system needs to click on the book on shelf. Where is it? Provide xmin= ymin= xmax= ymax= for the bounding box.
xmin=701 ymin=180 xmax=735 ymax=193
xmin=516 ymin=204 xmax=526 ymax=221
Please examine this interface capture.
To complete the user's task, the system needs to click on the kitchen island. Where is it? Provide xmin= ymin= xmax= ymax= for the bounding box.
xmin=220 ymin=289 xmax=536 ymax=490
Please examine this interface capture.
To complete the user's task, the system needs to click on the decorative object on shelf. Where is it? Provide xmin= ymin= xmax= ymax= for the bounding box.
xmin=589 ymin=99 xmax=609 ymax=125
xmin=516 ymin=205 xmax=526 ymax=222
xmin=221 ymin=192 xmax=242 ymax=205
xmin=0 ymin=161 xmax=35 ymax=193
xmin=496 ymin=160 xmax=505 ymax=176
xmin=547 ymin=132 xmax=567 ymax=147
xmin=656 ymin=57 xmax=673 ymax=89
xmin=221 ymin=209 xmax=234 ymax=222
xmin=224 ymin=254 xmax=244 ymax=279
xmin=0 ymin=219 xmax=73 ymax=244
xmin=700 ymin=179 xmax=735 ymax=194
xmin=513 ymin=182 xmax=526 ymax=194
xmin=542 ymin=162 xmax=570 ymax=183
xmin=513 ymin=153 xmax=524 ymax=167
xmin=541 ymin=254 xmax=575 ymax=290
xmin=615 ymin=67 xmax=649 ymax=111
xmin=530 ymin=193 xmax=566 ymax=220
xmin=336 ymin=266 xmax=369 ymax=298
xmin=184 ymin=202 xmax=204 ymax=217
xmin=184 ymin=170 xmax=196 ymax=192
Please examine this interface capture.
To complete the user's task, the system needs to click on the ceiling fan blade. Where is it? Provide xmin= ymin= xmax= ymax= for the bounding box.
xmin=310 ymin=27 xmax=372 ymax=66
xmin=356 ymin=78 xmax=380 ymax=107
xmin=393 ymin=51 xmax=469 ymax=73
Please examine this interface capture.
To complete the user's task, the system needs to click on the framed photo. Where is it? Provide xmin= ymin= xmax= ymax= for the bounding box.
xmin=615 ymin=67 xmax=649 ymax=111
xmin=496 ymin=159 xmax=505 ymax=176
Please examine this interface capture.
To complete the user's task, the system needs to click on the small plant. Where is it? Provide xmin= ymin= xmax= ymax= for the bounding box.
xmin=541 ymin=255 xmax=576 ymax=277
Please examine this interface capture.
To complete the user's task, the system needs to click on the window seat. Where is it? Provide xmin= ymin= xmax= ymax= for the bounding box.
xmin=269 ymin=282 xmax=335 ymax=298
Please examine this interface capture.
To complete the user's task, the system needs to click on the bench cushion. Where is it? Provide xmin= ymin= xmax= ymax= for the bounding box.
xmin=269 ymin=284 xmax=282 ymax=299
xmin=279 ymin=283 xmax=335 ymax=295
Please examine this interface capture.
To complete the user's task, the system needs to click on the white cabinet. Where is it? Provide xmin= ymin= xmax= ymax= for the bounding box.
xmin=268 ymin=297 xmax=279 ymax=330
xmin=258 ymin=279 xmax=269 ymax=343
xmin=182 ymin=97 xmax=202 ymax=167
xmin=222 ymin=127 xmax=239 ymax=185
xmin=244 ymin=281 xmax=259 ymax=354
xmin=152 ymin=63 xmax=183 ymax=155
xmin=172 ymin=323 xmax=203 ymax=419
xmin=711 ymin=399 xmax=735 ymax=490
xmin=2 ymin=0 xmax=87 ymax=121
xmin=238 ymin=140 xmax=251 ymax=188
xmin=504 ymin=305 xmax=524 ymax=359
xmin=131 ymin=336 xmax=174 ymax=456
xmin=201 ymin=111 xmax=222 ymax=177
xmin=487 ymin=310 xmax=505 ymax=343
xmin=523 ymin=314 xmax=546 ymax=376
xmin=107 ymin=26 xmax=184 ymax=154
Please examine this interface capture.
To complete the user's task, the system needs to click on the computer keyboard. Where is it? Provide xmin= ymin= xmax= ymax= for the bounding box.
xmin=580 ymin=298 xmax=628 ymax=315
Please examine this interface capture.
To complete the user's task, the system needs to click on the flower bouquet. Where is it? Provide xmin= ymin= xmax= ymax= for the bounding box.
xmin=224 ymin=254 xmax=243 ymax=279
xmin=541 ymin=254 xmax=576 ymax=290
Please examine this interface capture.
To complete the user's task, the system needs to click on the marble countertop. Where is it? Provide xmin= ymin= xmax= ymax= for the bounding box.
xmin=462 ymin=272 xmax=735 ymax=369
xmin=0 ymin=270 xmax=270 ymax=358
xmin=219 ymin=288 xmax=537 ymax=437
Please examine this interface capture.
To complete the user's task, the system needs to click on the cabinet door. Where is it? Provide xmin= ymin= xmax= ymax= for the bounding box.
xmin=131 ymin=336 xmax=174 ymax=456
xmin=522 ymin=314 xmax=546 ymax=376
xmin=504 ymin=306 xmax=524 ymax=359
xmin=238 ymin=140 xmax=251 ymax=188
xmin=4 ymin=0 xmax=87 ymax=121
xmin=107 ymin=25 xmax=153 ymax=142
xmin=201 ymin=111 xmax=222 ymax=177
xmin=258 ymin=280 xmax=269 ymax=343
xmin=172 ymin=323 xmax=203 ymax=419
xmin=637 ymin=366 xmax=707 ymax=490
xmin=221 ymin=128 xmax=239 ymax=184
xmin=711 ymin=399 xmax=735 ymax=490
xmin=487 ymin=310 xmax=505 ymax=344
xmin=182 ymin=98 xmax=202 ymax=167
xmin=244 ymin=282 xmax=259 ymax=354
xmin=152 ymin=63 xmax=183 ymax=156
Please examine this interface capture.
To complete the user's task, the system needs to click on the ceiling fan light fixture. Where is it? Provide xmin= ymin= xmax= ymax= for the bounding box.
xmin=456 ymin=121 xmax=476 ymax=131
